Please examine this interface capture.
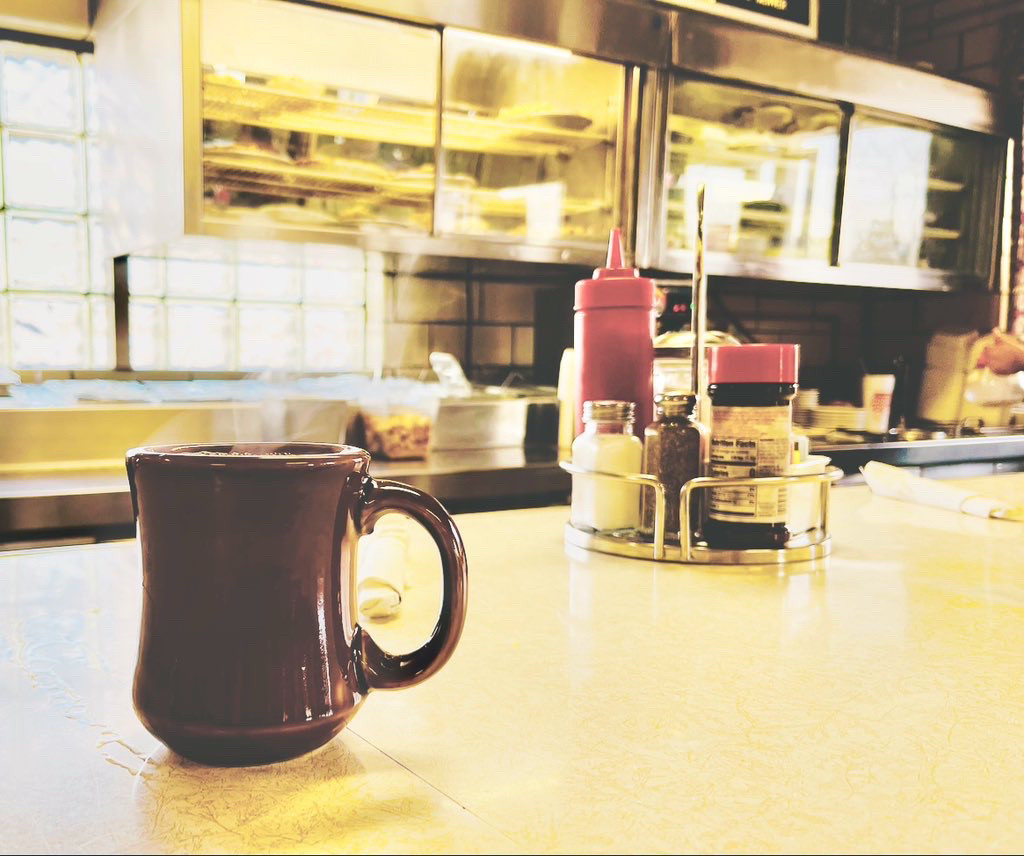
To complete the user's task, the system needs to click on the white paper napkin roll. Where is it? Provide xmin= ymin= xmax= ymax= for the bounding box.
xmin=862 ymin=461 xmax=1010 ymax=519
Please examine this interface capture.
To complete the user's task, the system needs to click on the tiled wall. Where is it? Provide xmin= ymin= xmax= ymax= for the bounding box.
xmin=378 ymin=258 xmax=564 ymax=384
xmin=717 ymin=285 xmax=999 ymax=403
xmin=896 ymin=0 xmax=1024 ymax=333
xmin=373 ymin=250 xmax=1001 ymax=415
xmin=0 ymin=43 xmax=112 ymax=370
xmin=897 ymin=0 xmax=1024 ymax=90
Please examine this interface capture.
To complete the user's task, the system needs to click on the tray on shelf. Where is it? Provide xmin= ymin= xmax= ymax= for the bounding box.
xmin=204 ymin=156 xmax=605 ymax=223
xmin=203 ymin=74 xmax=612 ymax=157
xmin=560 ymin=462 xmax=844 ymax=565
xmin=921 ymin=226 xmax=961 ymax=240
xmin=927 ymin=178 xmax=965 ymax=192
xmin=204 ymin=153 xmax=388 ymax=197
xmin=466 ymin=188 xmax=610 ymax=218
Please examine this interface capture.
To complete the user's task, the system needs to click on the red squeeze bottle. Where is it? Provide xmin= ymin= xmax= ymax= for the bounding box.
xmin=574 ymin=229 xmax=656 ymax=437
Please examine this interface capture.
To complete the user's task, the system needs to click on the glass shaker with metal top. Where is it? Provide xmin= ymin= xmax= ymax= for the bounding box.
xmin=640 ymin=392 xmax=707 ymax=542
xmin=571 ymin=400 xmax=644 ymax=533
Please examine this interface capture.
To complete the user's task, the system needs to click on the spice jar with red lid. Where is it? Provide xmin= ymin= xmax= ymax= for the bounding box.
xmin=703 ymin=344 xmax=799 ymax=550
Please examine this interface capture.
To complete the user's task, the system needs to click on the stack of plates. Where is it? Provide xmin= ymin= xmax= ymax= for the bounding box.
xmin=793 ymin=389 xmax=819 ymax=426
xmin=810 ymin=405 xmax=866 ymax=432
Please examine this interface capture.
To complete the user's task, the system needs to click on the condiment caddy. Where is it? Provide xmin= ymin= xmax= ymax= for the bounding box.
xmin=564 ymin=185 xmax=842 ymax=567
xmin=560 ymin=461 xmax=843 ymax=565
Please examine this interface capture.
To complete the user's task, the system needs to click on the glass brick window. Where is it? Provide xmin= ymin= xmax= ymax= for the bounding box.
xmin=127 ymin=244 xmax=368 ymax=372
xmin=0 ymin=39 xmax=369 ymax=374
xmin=0 ymin=43 xmax=112 ymax=369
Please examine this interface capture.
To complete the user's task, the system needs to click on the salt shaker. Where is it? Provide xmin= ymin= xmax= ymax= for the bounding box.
xmin=570 ymin=400 xmax=643 ymax=532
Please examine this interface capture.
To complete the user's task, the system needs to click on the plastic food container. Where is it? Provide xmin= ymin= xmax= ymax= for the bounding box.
xmin=786 ymin=454 xmax=831 ymax=535
xmin=357 ymin=382 xmax=437 ymax=460
xmin=652 ymin=349 xmax=691 ymax=399
xmin=362 ymin=406 xmax=434 ymax=460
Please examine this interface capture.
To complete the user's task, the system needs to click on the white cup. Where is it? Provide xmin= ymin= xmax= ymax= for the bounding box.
xmin=862 ymin=374 xmax=896 ymax=434
xmin=786 ymin=454 xmax=831 ymax=535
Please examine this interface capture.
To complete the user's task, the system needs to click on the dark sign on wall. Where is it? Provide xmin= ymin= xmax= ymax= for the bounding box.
xmin=665 ymin=0 xmax=818 ymax=38
xmin=717 ymin=0 xmax=812 ymax=28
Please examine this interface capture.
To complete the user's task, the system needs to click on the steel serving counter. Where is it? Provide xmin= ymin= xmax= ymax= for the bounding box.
xmin=3 ymin=436 xmax=1024 ymax=547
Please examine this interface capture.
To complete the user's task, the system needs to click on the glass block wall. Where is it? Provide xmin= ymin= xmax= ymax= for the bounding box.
xmin=0 ymin=39 xmax=370 ymax=373
xmin=127 ymin=245 xmax=369 ymax=371
xmin=0 ymin=43 xmax=112 ymax=369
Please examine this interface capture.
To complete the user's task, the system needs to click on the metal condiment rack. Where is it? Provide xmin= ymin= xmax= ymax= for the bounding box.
xmin=560 ymin=463 xmax=844 ymax=565
xmin=563 ymin=182 xmax=842 ymax=566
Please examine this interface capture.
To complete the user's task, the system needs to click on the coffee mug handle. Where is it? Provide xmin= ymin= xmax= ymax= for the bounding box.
xmin=353 ymin=477 xmax=468 ymax=691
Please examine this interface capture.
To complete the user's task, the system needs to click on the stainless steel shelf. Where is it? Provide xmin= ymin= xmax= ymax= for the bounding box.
xmin=814 ymin=434 xmax=1024 ymax=476
xmin=648 ymin=251 xmax=981 ymax=292
xmin=314 ymin=0 xmax=673 ymax=68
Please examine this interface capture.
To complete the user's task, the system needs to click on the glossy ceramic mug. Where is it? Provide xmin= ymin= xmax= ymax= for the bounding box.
xmin=125 ymin=443 xmax=468 ymax=766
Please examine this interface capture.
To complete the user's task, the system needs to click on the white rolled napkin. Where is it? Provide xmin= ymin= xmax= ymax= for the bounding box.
xmin=861 ymin=461 xmax=1022 ymax=521
xmin=357 ymin=515 xmax=409 ymax=619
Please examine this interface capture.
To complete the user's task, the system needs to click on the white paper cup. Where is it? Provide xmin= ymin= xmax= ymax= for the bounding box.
xmin=862 ymin=374 xmax=896 ymax=434
xmin=787 ymin=454 xmax=831 ymax=535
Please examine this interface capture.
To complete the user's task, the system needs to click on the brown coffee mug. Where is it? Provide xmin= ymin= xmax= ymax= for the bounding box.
xmin=125 ymin=443 xmax=468 ymax=766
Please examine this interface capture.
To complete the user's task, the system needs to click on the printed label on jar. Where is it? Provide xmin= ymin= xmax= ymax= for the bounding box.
xmin=708 ymin=404 xmax=791 ymax=524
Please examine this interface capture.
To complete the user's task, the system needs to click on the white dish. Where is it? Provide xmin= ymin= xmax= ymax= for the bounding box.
xmin=810 ymin=405 xmax=866 ymax=427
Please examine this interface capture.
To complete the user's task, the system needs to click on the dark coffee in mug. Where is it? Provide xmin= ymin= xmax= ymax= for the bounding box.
xmin=126 ymin=443 xmax=468 ymax=766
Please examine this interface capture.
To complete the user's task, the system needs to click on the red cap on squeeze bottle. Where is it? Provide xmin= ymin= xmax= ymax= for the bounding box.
xmin=573 ymin=229 xmax=657 ymax=436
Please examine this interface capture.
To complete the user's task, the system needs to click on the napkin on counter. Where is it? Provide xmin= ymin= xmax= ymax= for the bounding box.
xmin=861 ymin=461 xmax=1023 ymax=521
xmin=357 ymin=515 xmax=409 ymax=619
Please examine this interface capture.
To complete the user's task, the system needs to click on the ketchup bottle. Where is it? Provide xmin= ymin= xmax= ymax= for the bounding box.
xmin=574 ymin=229 xmax=656 ymax=437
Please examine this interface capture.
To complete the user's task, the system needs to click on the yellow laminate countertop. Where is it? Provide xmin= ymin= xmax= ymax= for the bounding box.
xmin=2 ymin=474 xmax=1024 ymax=854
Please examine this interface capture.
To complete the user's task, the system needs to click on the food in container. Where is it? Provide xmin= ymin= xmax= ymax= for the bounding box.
xmin=357 ymin=382 xmax=437 ymax=460
xmin=362 ymin=409 xmax=433 ymax=460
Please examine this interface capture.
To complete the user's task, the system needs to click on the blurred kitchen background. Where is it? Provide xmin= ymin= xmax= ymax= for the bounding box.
xmin=1 ymin=0 xmax=1023 ymax=547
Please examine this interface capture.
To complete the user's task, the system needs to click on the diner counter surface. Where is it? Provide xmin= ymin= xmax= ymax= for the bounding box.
xmin=0 ymin=448 xmax=570 ymax=544
xmin=3 ymin=435 xmax=1024 ymax=544
xmin=3 ymin=473 xmax=1024 ymax=853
